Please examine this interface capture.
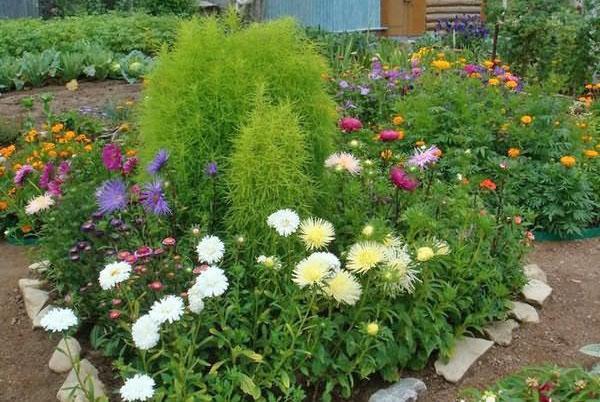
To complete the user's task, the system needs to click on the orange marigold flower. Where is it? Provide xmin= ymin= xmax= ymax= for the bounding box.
xmin=560 ymin=155 xmax=576 ymax=168
xmin=433 ymin=148 xmax=443 ymax=157
xmin=51 ymin=123 xmax=64 ymax=134
xmin=415 ymin=140 xmax=426 ymax=147
xmin=126 ymin=149 xmax=138 ymax=157
xmin=12 ymin=163 xmax=22 ymax=172
xmin=21 ymin=224 xmax=33 ymax=234
xmin=380 ymin=149 xmax=393 ymax=160
xmin=47 ymin=150 xmax=58 ymax=158
xmin=431 ymin=59 xmax=451 ymax=71
xmin=64 ymin=131 xmax=76 ymax=141
xmin=584 ymin=149 xmax=598 ymax=158
xmin=520 ymin=115 xmax=533 ymax=125
xmin=488 ymin=78 xmax=500 ymax=86
xmin=479 ymin=179 xmax=497 ymax=191
xmin=0 ymin=144 xmax=16 ymax=158
xmin=483 ymin=60 xmax=494 ymax=69
xmin=0 ymin=200 xmax=8 ymax=211
xmin=59 ymin=151 xmax=70 ymax=159
xmin=32 ymin=161 xmax=44 ymax=170
xmin=84 ymin=144 xmax=93 ymax=152
xmin=75 ymin=134 xmax=88 ymax=143
xmin=392 ymin=115 xmax=405 ymax=125
xmin=505 ymin=80 xmax=518 ymax=89
xmin=508 ymin=148 xmax=521 ymax=158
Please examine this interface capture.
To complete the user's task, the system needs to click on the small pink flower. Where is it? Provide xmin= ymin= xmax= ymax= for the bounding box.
xmin=135 ymin=246 xmax=153 ymax=258
xmin=111 ymin=298 xmax=122 ymax=306
xmin=379 ymin=130 xmax=401 ymax=142
xmin=514 ymin=216 xmax=522 ymax=225
xmin=193 ymin=264 xmax=209 ymax=275
xmin=162 ymin=237 xmax=176 ymax=247
xmin=153 ymin=247 xmax=165 ymax=256
xmin=148 ymin=281 xmax=163 ymax=291
xmin=117 ymin=250 xmax=132 ymax=261
xmin=133 ymin=265 xmax=147 ymax=275
xmin=338 ymin=117 xmax=363 ymax=133
xmin=109 ymin=310 xmax=121 ymax=320
xmin=125 ymin=254 xmax=138 ymax=264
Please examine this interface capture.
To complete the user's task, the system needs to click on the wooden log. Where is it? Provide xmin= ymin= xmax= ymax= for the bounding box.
xmin=426 ymin=12 xmax=481 ymax=21
xmin=427 ymin=0 xmax=480 ymax=6
xmin=426 ymin=6 xmax=482 ymax=14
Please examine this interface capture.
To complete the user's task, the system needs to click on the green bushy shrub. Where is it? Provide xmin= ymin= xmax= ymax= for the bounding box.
xmin=139 ymin=15 xmax=336 ymax=227
xmin=0 ymin=14 xmax=180 ymax=58
xmin=227 ymin=94 xmax=314 ymax=256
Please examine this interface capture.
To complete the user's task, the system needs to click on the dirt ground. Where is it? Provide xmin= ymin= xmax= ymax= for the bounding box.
xmin=0 ymin=80 xmax=141 ymax=123
xmin=1 ymin=239 xmax=598 ymax=402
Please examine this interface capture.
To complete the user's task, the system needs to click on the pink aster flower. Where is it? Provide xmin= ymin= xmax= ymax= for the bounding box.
xmin=338 ymin=117 xmax=363 ymax=133
xmin=325 ymin=152 xmax=362 ymax=175
xmin=14 ymin=164 xmax=34 ymax=186
xmin=407 ymin=146 xmax=440 ymax=170
xmin=390 ymin=166 xmax=419 ymax=191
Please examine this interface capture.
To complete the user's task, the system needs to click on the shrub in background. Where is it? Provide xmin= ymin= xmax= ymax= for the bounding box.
xmin=138 ymin=15 xmax=336 ymax=227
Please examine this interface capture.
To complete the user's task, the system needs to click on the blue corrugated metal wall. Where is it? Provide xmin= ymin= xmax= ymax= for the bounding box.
xmin=0 ymin=0 xmax=39 ymax=18
xmin=263 ymin=0 xmax=381 ymax=32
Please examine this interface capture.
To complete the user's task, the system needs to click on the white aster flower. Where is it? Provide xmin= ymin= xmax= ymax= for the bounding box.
xmin=25 ymin=193 xmax=54 ymax=215
xmin=324 ymin=152 xmax=361 ymax=175
xmin=256 ymin=255 xmax=281 ymax=270
xmin=120 ymin=374 xmax=155 ymax=401
xmin=309 ymin=252 xmax=341 ymax=271
xmin=196 ymin=235 xmax=225 ymax=264
xmin=380 ymin=243 xmax=419 ymax=296
xmin=324 ymin=270 xmax=362 ymax=305
xmin=131 ymin=314 xmax=160 ymax=350
xmin=149 ymin=295 xmax=185 ymax=324
xmin=292 ymin=253 xmax=333 ymax=287
xmin=187 ymin=284 xmax=205 ymax=314
xmin=40 ymin=307 xmax=78 ymax=332
xmin=98 ymin=261 xmax=132 ymax=290
xmin=298 ymin=217 xmax=335 ymax=250
xmin=193 ymin=266 xmax=229 ymax=297
xmin=267 ymin=209 xmax=300 ymax=237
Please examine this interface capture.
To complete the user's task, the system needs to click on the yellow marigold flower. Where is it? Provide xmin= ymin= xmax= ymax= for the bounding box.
xmin=126 ymin=149 xmax=137 ymax=157
xmin=299 ymin=217 xmax=335 ymax=250
xmin=51 ymin=123 xmax=64 ymax=134
xmin=0 ymin=144 xmax=16 ymax=158
xmin=584 ymin=149 xmax=598 ymax=158
xmin=415 ymin=140 xmax=426 ymax=147
xmin=324 ymin=270 xmax=362 ymax=305
xmin=42 ymin=142 xmax=56 ymax=151
xmin=346 ymin=241 xmax=385 ymax=273
xmin=469 ymin=72 xmax=481 ymax=79
xmin=577 ymin=122 xmax=588 ymax=129
xmin=13 ymin=163 xmax=22 ymax=172
xmin=0 ymin=200 xmax=8 ymax=211
xmin=366 ymin=322 xmax=379 ymax=336
xmin=488 ymin=78 xmax=500 ymax=86
xmin=25 ymin=129 xmax=38 ymax=143
xmin=416 ymin=247 xmax=435 ymax=262
xmin=520 ymin=115 xmax=533 ymax=125
xmin=66 ymin=79 xmax=78 ymax=91
xmin=431 ymin=59 xmax=451 ymax=71
xmin=502 ymin=64 xmax=510 ymax=71
xmin=560 ymin=155 xmax=576 ymax=168
xmin=505 ymin=80 xmax=518 ymax=89
xmin=581 ymin=135 xmax=592 ymax=143
xmin=392 ymin=115 xmax=405 ymax=125
xmin=59 ymin=151 xmax=70 ymax=159
xmin=380 ymin=149 xmax=393 ymax=161
xmin=483 ymin=60 xmax=494 ymax=69
xmin=84 ymin=144 xmax=93 ymax=152
xmin=32 ymin=161 xmax=44 ymax=170
xmin=64 ymin=131 xmax=76 ymax=141
xmin=47 ymin=150 xmax=58 ymax=158
xmin=508 ymin=148 xmax=521 ymax=158
xmin=75 ymin=134 xmax=88 ymax=143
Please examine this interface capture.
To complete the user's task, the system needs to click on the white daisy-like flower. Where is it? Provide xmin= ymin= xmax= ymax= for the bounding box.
xmin=267 ymin=209 xmax=300 ymax=237
xmin=40 ymin=307 xmax=78 ymax=332
xmin=309 ymin=252 xmax=341 ymax=271
xmin=298 ymin=217 xmax=335 ymax=250
xmin=193 ymin=266 xmax=229 ymax=297
xmin=292 ymin=253 xmax=333 ymax=287
xmin=25 ymin=193 xmax=54 ymax=215
xmin=324 ymin=270 xmax=362 ymax=305
xmin=187 ymin=284 xmax=205 ymax=314
xmin=131 ymin=314 xmax=160 ymax=350
xmin=120 ymin=374 xmax=155 ymax=401
xmin=346 ymin=241 xmax=386 ymax=273
xmin=380 ymin=243 xmax=419 ymax=296
xmin=256 ymin=255 xmax=281 ymax=270
xmin=196 ymin=235 xmax=225 ymax=264
xmin=324 ymin=152 xmax=362 ymax=175
xmin=148 ymin=295 xmax=185 ymax=324
xmin=98 ymin=261 xmax=132 ymax=290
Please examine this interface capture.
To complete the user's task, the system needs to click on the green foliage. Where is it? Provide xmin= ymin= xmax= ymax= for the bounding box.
xmin=139 ymin=15 xmax=336 ymax=227
xmin=19 ymin=49 xmax=60 ymax=87
xmin=227 ymin=95 xmax=314 ymax=256
xmin=0 ymin=118 xmax=20 ymax=146
xmin=0 ymin=14 xmax=180 ymax=58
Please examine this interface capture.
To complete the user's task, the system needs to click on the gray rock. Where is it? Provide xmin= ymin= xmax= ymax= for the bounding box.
xmin=522 ymin=279 xmax=552 ymax=306
xmin=483 ymin=319 xmax=519 ymax=346
xmin=523 ymin=264 xmax=547 ymax=283
xmin=33 ymin=304 xmax=55 ymax=329
xmin=509 ymin=301 xmax=540 ymax=323
xmin=57 ymin=359 xmax=106 ymax=402
xmin=434 ymin=337 xmax=494 ymax=383
xmin=369 ymin=378 xmax=427 ymax=402
xmin=22 ymin=287 xmax=49 ymax=320
xmin=18 ymin=278 xmax=45 ymax=293
xmin=29 ymin=260 xmax=50 ymax=273
xmin=49 ymin=337 xmax=81 ymax=373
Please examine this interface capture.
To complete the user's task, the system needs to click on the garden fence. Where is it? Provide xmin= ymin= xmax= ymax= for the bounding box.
xmin=0 ymin=0 xmax=39 ymax=18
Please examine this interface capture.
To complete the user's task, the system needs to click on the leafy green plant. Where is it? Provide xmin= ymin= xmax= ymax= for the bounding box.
xmin=19 ymin=49 xmax=60 ymax=87
xmin=0 ymin=57 xmax=19 ymax=91
xmin=59 ymin=52 xmax=86 ymax=82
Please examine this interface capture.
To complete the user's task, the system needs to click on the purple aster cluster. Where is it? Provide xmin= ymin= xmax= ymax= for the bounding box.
xmin=147 ymin=149 xmax=169 ymax=176
xmin=102 ymin=144 xmax=122 ymax=171
xmin=14 ymin=164 xmax=34 ymax=187
xmin=39 ymin=163 xmax=54 ymax=190
xmin=407 ymin=146 xmax=441 ymax=170
xmin=140 ymin=180 xmax=171 ymax=215
xmin=96 ymin=179 xmax=128 ymax=214
xmin=122 ymin=157 xmax=138 ymax=175
xmin=435 ymin=15 xmax=488 ymax=42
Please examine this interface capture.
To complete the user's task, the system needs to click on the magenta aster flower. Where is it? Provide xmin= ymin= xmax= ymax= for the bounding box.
xmin=58 ymin=161 xmax=70 ymax=180
xmin=39 ymin=163 xmax=54 ymax=190
xmin=48 ymin=180 xmax=63 ymax=197
xmin=102 ymin=144 xmax=122 ymax=171
xmin=122 ymin=157 xmax=138 ymax=175
xmin=96 ymin=179 xmax=128 ymax=214
xmin=140 ymin=180 xmax=171 ymax=215
xmin=390 ymin=166 xmax=419 ymax=191
xmin=379 ymin=130 xmax=401 ymax=142
xmin=338 ymin=117 xmax=363 ymax=133
xmin=14 ymin=164 xmax=34 ymax=187
xmin=147 ymin=149 xmax=169 ymax=176
xmin=407 ymin=146 xmax=440 ymax=170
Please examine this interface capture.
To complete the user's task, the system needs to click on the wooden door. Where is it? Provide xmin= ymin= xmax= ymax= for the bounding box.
xmin=381 ymin=0 xmax=426 ymax=36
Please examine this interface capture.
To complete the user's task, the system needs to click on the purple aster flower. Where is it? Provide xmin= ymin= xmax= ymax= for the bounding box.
xmin=369 ymin=58 xmax=383 ymax=80
xmin=343 ymin=100 xmax=356 ymax=110
xmin=205 ymin=162 xmax=218 ymax=177
xmin=48 ymin=180 xmax=62 ymax=197
xmin=412 ymin=67 xmax=422 ymax=78
xmin=140 ymin=180 xmax=171 ymax=215
xmin=358 ymin=85 xmax=371 ymax=96
xmin=14 ymin=165 xmax=34 ymax=187
xmin=407 ymin=146 xmax=441 ymax=170
xmin=384 ymin=69 xmax=401 ymax=81
xmin=102 ymin=144 xmax=122 ymax=171
xmin=122 ymin=157 xmax=138 ymax=175
xmin=58 ymin=161 xmax=70 ymax=180
xmin=147 ymin=149 xmax=169 ymax=176
xmin=39 ymin=163 xmax=54 ymax=190
xmin=96 ymin=179 xmax=128 ymax=214
xmin=390 ymin=166 xmax=419 ymax=191
xmin=338 ymin=80 xmax=350 ymax=90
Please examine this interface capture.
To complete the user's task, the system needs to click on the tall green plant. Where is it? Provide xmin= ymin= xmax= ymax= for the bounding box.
xmin=138 ymin=14 xmax=336 ymax=227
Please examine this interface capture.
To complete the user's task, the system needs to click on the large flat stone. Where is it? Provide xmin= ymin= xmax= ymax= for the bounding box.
xmin=29 ymin=260 xmax=50 ymax=273
xmin=483 ymin=319 xmax=519 ymax=346
xmin=369 ymin=378 xmax=427 ymax=402
xmin=509 ymin=301 xmax=540 ymax=323
xmin=522 ymin=279 xmax=552 ymax=306
xmin=57 ymin=359 xmax=106 ymax=402
xmin=22 ymin=287 xmax=49 ymax=320
xmin=49 ymin=337 xmax=81 ymax=373
xmin=18 ymin=278 xmax=46 ymax=294
xmin=524 ymin=264 xmax=547 ymax=283
xmin=434 ymin=337 xmax=494 ymax=383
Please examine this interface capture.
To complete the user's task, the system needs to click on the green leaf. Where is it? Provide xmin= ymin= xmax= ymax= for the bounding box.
xmin=239 ymin=374 xmax=261 ymax=400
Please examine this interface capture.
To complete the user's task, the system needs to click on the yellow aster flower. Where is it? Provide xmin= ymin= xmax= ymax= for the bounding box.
xmin=299 ymin=217 xmax=335 ymax=250
xmin=416 ymin=247 xmax=435 ymax=262
xmin=346 ymin=241 xmax=385 ymax=273
xmin=366 ymin=322 xmax=379 ymax=336
xmin=324 ymin=270 xmax=362 ymax=305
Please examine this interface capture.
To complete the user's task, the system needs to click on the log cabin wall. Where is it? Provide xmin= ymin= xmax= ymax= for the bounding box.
xmin=426 ymin=0 xmax=482 ymax=30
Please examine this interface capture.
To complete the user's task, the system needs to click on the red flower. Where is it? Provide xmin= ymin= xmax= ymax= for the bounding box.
xmin=379 ymin=130 xmax=403 ymax=142
xmin=338 ymin=117 xmax=363 ymax=133
xmin=479 ymin=178 xmax=497 ymax=191
xmin=539 ymin=381 xmax=554 ymax=402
